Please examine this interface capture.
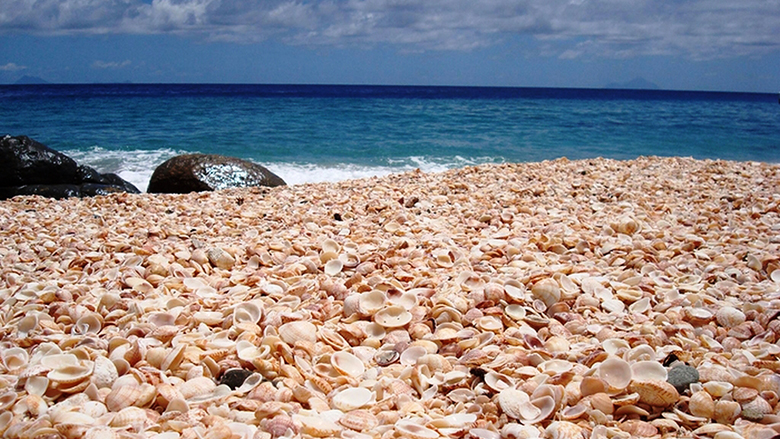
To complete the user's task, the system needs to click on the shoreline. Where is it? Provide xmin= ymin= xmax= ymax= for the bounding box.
xmin=1 ymin=156 xmax=779 ymax=438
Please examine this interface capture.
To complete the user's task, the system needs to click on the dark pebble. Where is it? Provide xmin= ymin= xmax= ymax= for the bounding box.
xmin=667 ymin=364 xmax=699 ymax=394
xmin=219 ymin=368 xmax=254 ymax=389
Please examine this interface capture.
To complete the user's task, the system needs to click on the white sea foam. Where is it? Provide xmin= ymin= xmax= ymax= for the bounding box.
xmin=62 ymin=147 xmax=501 ymax=192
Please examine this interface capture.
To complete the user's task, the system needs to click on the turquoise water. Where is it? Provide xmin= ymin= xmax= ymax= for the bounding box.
xmin=1 ymin=84 xmax=778 ymax=190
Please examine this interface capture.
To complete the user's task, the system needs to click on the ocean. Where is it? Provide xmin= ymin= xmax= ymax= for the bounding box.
xmin=1 ymin=84 xmax=778 ymax=192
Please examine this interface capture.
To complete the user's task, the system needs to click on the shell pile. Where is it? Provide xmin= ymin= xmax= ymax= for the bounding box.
xmin=1 ymin=156 xmax=780 ymax=439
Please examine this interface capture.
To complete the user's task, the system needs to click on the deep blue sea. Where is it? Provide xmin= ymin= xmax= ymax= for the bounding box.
xmin=1 ymin=84 xmax=778 ymax=191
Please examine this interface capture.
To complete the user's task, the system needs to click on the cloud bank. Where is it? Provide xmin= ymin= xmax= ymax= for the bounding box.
xmin=1 ymin=0 xmax=778 ymax=59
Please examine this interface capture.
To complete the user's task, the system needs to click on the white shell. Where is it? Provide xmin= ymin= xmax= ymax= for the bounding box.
xmin=332 ymin=387 xmax=373 ymax=411
xmin=597 ymin=357 xmax=632 ymax=391
xmin=331 ymin=351 xmax=366 ymax=377
xmin=631 ymin=361 xmax=667 ymax=382
xmin=374 ymin=305 xmax=413 ymax=328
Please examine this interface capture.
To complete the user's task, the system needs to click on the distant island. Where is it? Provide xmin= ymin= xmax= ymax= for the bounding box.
xmin=604 ymin=77 xmax=660 ymax=90
xmin=14 ymin=75 xmax=49 ymax=85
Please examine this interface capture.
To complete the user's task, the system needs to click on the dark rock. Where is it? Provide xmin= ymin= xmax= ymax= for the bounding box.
xmin=667 ymin=363 xmax=699 ymax=394
xmin=147 ymin=154 xmax=285 ymax=194
xmin=219 ymin=368 xmax=255 ymax=390
xmin=1 ymin=135 xmax=79 ymax=187
xmin=0 ymin=135 xmax=140 ymax=200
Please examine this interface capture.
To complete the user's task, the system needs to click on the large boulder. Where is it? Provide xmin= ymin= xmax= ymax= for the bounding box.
xmin=0 ymin=135 xmax=140 ymax=200
xmin=147 ymin=154 xmax=286 ymax=194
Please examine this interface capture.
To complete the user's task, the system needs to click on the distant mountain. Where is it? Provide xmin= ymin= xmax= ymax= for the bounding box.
xmin=15 ymin=75 xmax=49 ymax=84
xmin=604 ymin=77 xmax=660 ymax=90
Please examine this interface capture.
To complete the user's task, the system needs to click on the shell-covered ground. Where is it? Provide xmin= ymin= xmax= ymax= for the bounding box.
xmin=1 ymin=157 xmax=780 ymax=439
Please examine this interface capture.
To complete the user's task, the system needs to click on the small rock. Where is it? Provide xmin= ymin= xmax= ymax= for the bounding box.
xmin=667 ymin=364 xmax=699 ymax=394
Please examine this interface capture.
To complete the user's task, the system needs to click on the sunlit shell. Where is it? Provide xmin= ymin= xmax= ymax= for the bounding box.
xmin=105 ymin=384 xmax=153 ymax=412
xmin=324 ymin=259 xmax=344 ymax=276
xmin=339 ymin=409 xmax=378 ymax=431
xmin=597 ymin=357 xmax=632 ymax=391
xmin=161 ymin=344 xmax=186 ymax=372
xmin=1 ymin=347 xmax=29 ymax=372
xmin=331 ymin=351 xmax=366 ymax=377
xmin=48 ymin=361 xmax=93 ymax=385
xmin=715 ymin=306 xmax=745 ymax=328
xmin=618 ymin=420 xmax=657 ymax=437
xmin=713 ymin=400 xmax=742 ymax=425
xmin=703 ymin=381 xmax=733 ymax=398
xmin=25 ymin=376 xmax=50 ymax=397
xmin=295 ymin=414 xmax=342 ymax=437
xmin=92 ymin=355 xmax=118 ymax=389
xmin=503 ymin=280 xmax=527 ymax=302
xmin=484 ymin=372 xmax=514 ymax=392
xmin=504 ymin=304 xmax=526 ymax=320
xmin=475 ymin=316 xmax=503 ymax=332
xmin=207 ymin=247 xmax=235 ymax=270
xmin=332 ymin=387 xmax=373 ymax=411
xmin=177 ymin=376 xmax=216 ymax=400
xmin=631 ymin=361 xmax=667 ymax=382
xmin=109 ymin=406 xmax=147 ymax=429
xmin=72 ymin=313 xmax=103 ymax=335
xmin=279 ymin=321 xmax=317 ymax=345
xmin=395 ymin=419 xmax=440 ymax=439
xmin=428 ymin=413 xmax=477 ymax=429
xmin=400 ymin=346 xmax=429 ymax=366
xmin=629 ymin=380 xmax=679 ymax=407
xmin=689 ymin=390 xmax=715 ymax=419
xmin=374 ymin=305 xmax=413 ymax=328
xmin=358 ymin=290 xmax=386 ymax=315
xmin=233 ymin=301 xmax=263 ymax=325
xmin=545 ymin=421 xmax=583 ymax=439
xmin=531 ymin=278 xmax=561 ymax=308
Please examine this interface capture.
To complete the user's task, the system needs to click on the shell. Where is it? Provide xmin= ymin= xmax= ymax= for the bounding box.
xmin=332 ymin=387 xmax=373 ymax=411
xmin=618 ymin=420 xmax=658 ymax=437
xmin=394 ymin=420 xmax=440 ymax=439
xmin=207 ymin=247 xmax=235 ymax=270
xmin=91 ymin=355 xmax=119 ymax=389
xmin=331 ymin=351 xmax=365 ymax=378
xmin=631 ymin=361 xmax=667 ymax=382
xmin=531 ymin=278 xmax=561 ymax=308
xmin=106 ymin=384 xmax=148 ymax=412
xmin=597 ymin=357 xmax=632 ymax=391
xmin=177 ymin=376 xmax=216 ymax=400
xmin=295 ymin=414 xmax=342 ymax=437
xmin=374 ymin=305 xmax=413 ymax=328
xmin=339 ymin=409 xmax=379 ymax=431
xmin=688 ymin=390 xmax=715 ymax=419
xmin=233 ymin=301 xmax=263 ymax=325
xmin=715 ymin=306 xmax=745 ymax=328
xmin=109 ymin=406 xmax=148 ymax=429
xmin=278 ymin=321 xmax=317 ymax=345
xmin=545 ymin=421 xmax=584 ymax=439
xmin=48 ymin=362 xmax=93 ymax=385
xmin=324 ymin=259 xmax=344 ymax=276
xmin=713 ymin=400 xmax=742 ymax=425
xmin=629 ymin=380 xmax=679 ymax=407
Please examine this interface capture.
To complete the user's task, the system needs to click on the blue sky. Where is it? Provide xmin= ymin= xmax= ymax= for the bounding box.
xmin=1 ymin=0 xmax=778 ymax=92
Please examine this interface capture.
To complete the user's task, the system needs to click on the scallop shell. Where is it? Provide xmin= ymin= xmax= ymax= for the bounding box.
xmin=331 ymin=351 xmax=366 ymax=378
xmin=715 ymin=306 xmax=745 ymax=328
xmin=689 ymin=390 xmax=715 ymax=419
xmin=339 ymin=409 xmax=378 ymax=431
xmin=178 ymin=376 xmax=216 ymax=400
xmin=713 ymin=400 xmax=741 ymax=424
xmin=278 ymin=321 xmax=317 ymax=345
xmin=374 ymin=305 xmax=412 ymax=328
xmin=109 ymin=406 xmax=148 ymax=429
xmin=531 ymin=278 xmax=561 ymax=308
xmin=332 ymin=387 xmax=373 ymax=411
xmin=106 ymin=384 xmax=145 ymax=412
xmin=597 ymin=357 xmax=632 ymax=391
xmin=629 ymin=380 xmax=679 ymax=407
xmin=618 ymin=420 xmax=657 ymax=437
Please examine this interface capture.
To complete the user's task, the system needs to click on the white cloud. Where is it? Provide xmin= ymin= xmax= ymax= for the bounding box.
xmin=92 ymin=60 xmax=132 ymax=69
xmin=0 ymin=62 xmax=27 ymax=71
xmin=0 ymin=0 xmax=778 ymax=59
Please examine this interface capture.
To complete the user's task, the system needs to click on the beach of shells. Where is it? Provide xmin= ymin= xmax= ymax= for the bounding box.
xmin=1 ymin=156 xmax=780 ymax=439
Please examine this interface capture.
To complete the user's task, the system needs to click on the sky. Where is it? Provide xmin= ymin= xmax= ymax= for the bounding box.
xmin=0 ymin=0 xmax=779 ymax=92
